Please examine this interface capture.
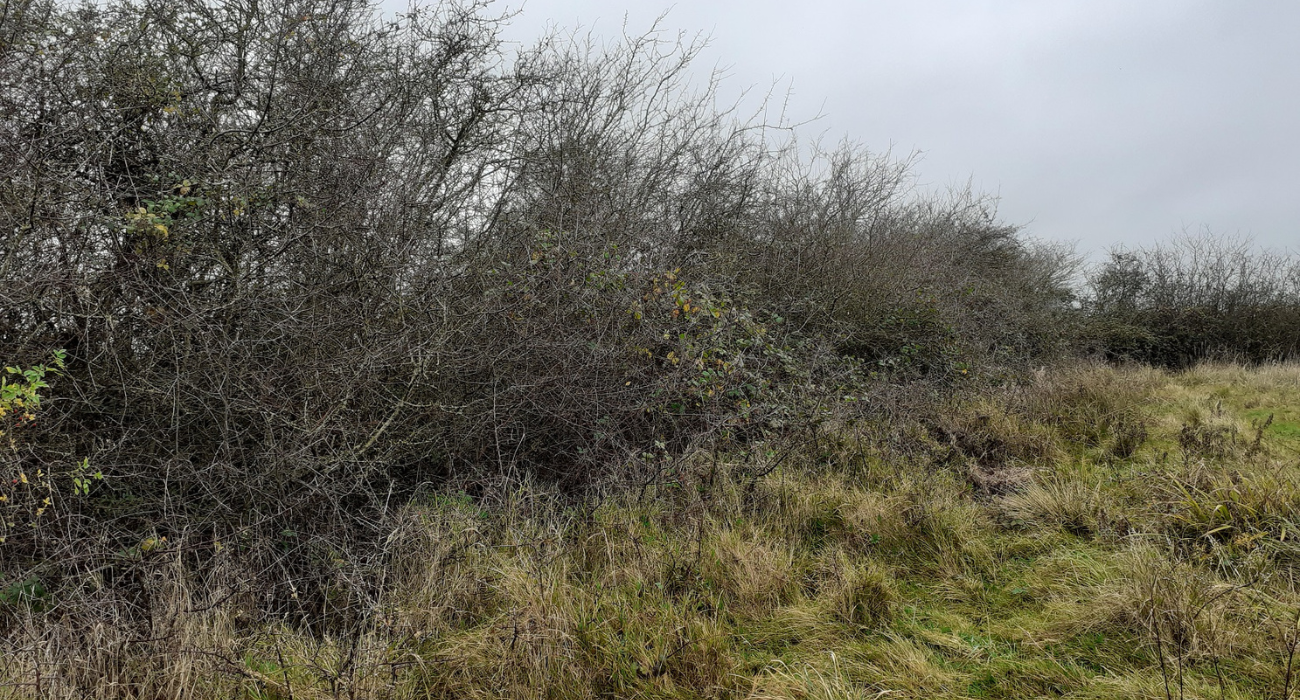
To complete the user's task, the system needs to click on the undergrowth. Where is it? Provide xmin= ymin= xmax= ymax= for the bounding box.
xmin=4 ymin=361 xmax=1300 ymax=699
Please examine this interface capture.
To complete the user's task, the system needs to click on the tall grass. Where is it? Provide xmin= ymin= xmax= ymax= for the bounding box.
xmin=4 ymin=361 xmax=1299 ymax=699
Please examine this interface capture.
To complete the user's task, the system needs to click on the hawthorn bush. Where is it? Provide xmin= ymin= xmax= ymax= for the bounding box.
xmin=0 ymin=0 xmax=1073 ymax=627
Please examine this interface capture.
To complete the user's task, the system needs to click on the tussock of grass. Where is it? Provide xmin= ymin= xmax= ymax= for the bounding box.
xmin=6 ymin=361 xmax=1300 ymax=698
xmin=1001 ymin=478 xmax=1104 ymax=537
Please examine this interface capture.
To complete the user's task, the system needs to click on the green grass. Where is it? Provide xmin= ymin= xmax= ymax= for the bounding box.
xmin=6 ymin=362 xmax=1300 ymax=699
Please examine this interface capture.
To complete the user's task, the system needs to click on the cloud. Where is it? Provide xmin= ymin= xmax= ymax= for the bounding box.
xmin=467 ymin=0 xmax=1300 ymax=253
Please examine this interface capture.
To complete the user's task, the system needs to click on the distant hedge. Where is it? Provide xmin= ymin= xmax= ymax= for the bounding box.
xmin=1086 ymin=235 xmax=1300 ymax=368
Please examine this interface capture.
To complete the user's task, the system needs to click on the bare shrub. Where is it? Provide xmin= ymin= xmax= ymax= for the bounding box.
xmin=0 ymin=0 xmax=1077 ymax=657
xmin=1088 ymin=232 xmax=1300 ymax=368
xmin=724 ymin=149 xmax=1082 ymax=379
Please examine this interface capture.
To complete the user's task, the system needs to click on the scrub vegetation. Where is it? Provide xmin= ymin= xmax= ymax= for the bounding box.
xmin=7 ymin=363 xmax=1300 ymax=699
xmin=2 ymin=0 xmax=1300 ymax=697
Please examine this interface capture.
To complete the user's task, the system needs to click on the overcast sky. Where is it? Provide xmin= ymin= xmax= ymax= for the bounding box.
xmin=474 ymin=0 xmax=1299 ymax=257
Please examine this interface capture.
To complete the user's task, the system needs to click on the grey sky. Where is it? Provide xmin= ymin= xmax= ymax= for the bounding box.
xmin=483 ymin=0 xmax=1299 ymax=256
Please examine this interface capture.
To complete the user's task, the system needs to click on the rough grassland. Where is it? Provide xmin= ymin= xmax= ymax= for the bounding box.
xmin=5 ymin=363 xmax=1300 ymax=699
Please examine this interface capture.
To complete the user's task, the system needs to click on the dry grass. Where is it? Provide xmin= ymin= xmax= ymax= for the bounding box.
xmin=5 ymin=361 xmax=1300 ymax=698
xmin=1001 ymin=478 xmax=1104 ymax=537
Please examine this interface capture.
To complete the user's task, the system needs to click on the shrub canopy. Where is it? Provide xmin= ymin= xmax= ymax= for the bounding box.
xmin=1 ymin=0 xmax=1076 ymax=619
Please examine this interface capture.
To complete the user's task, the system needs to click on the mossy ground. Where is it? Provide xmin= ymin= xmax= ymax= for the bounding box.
xmin=6 ymin=362 xmax=1300 ymax=699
